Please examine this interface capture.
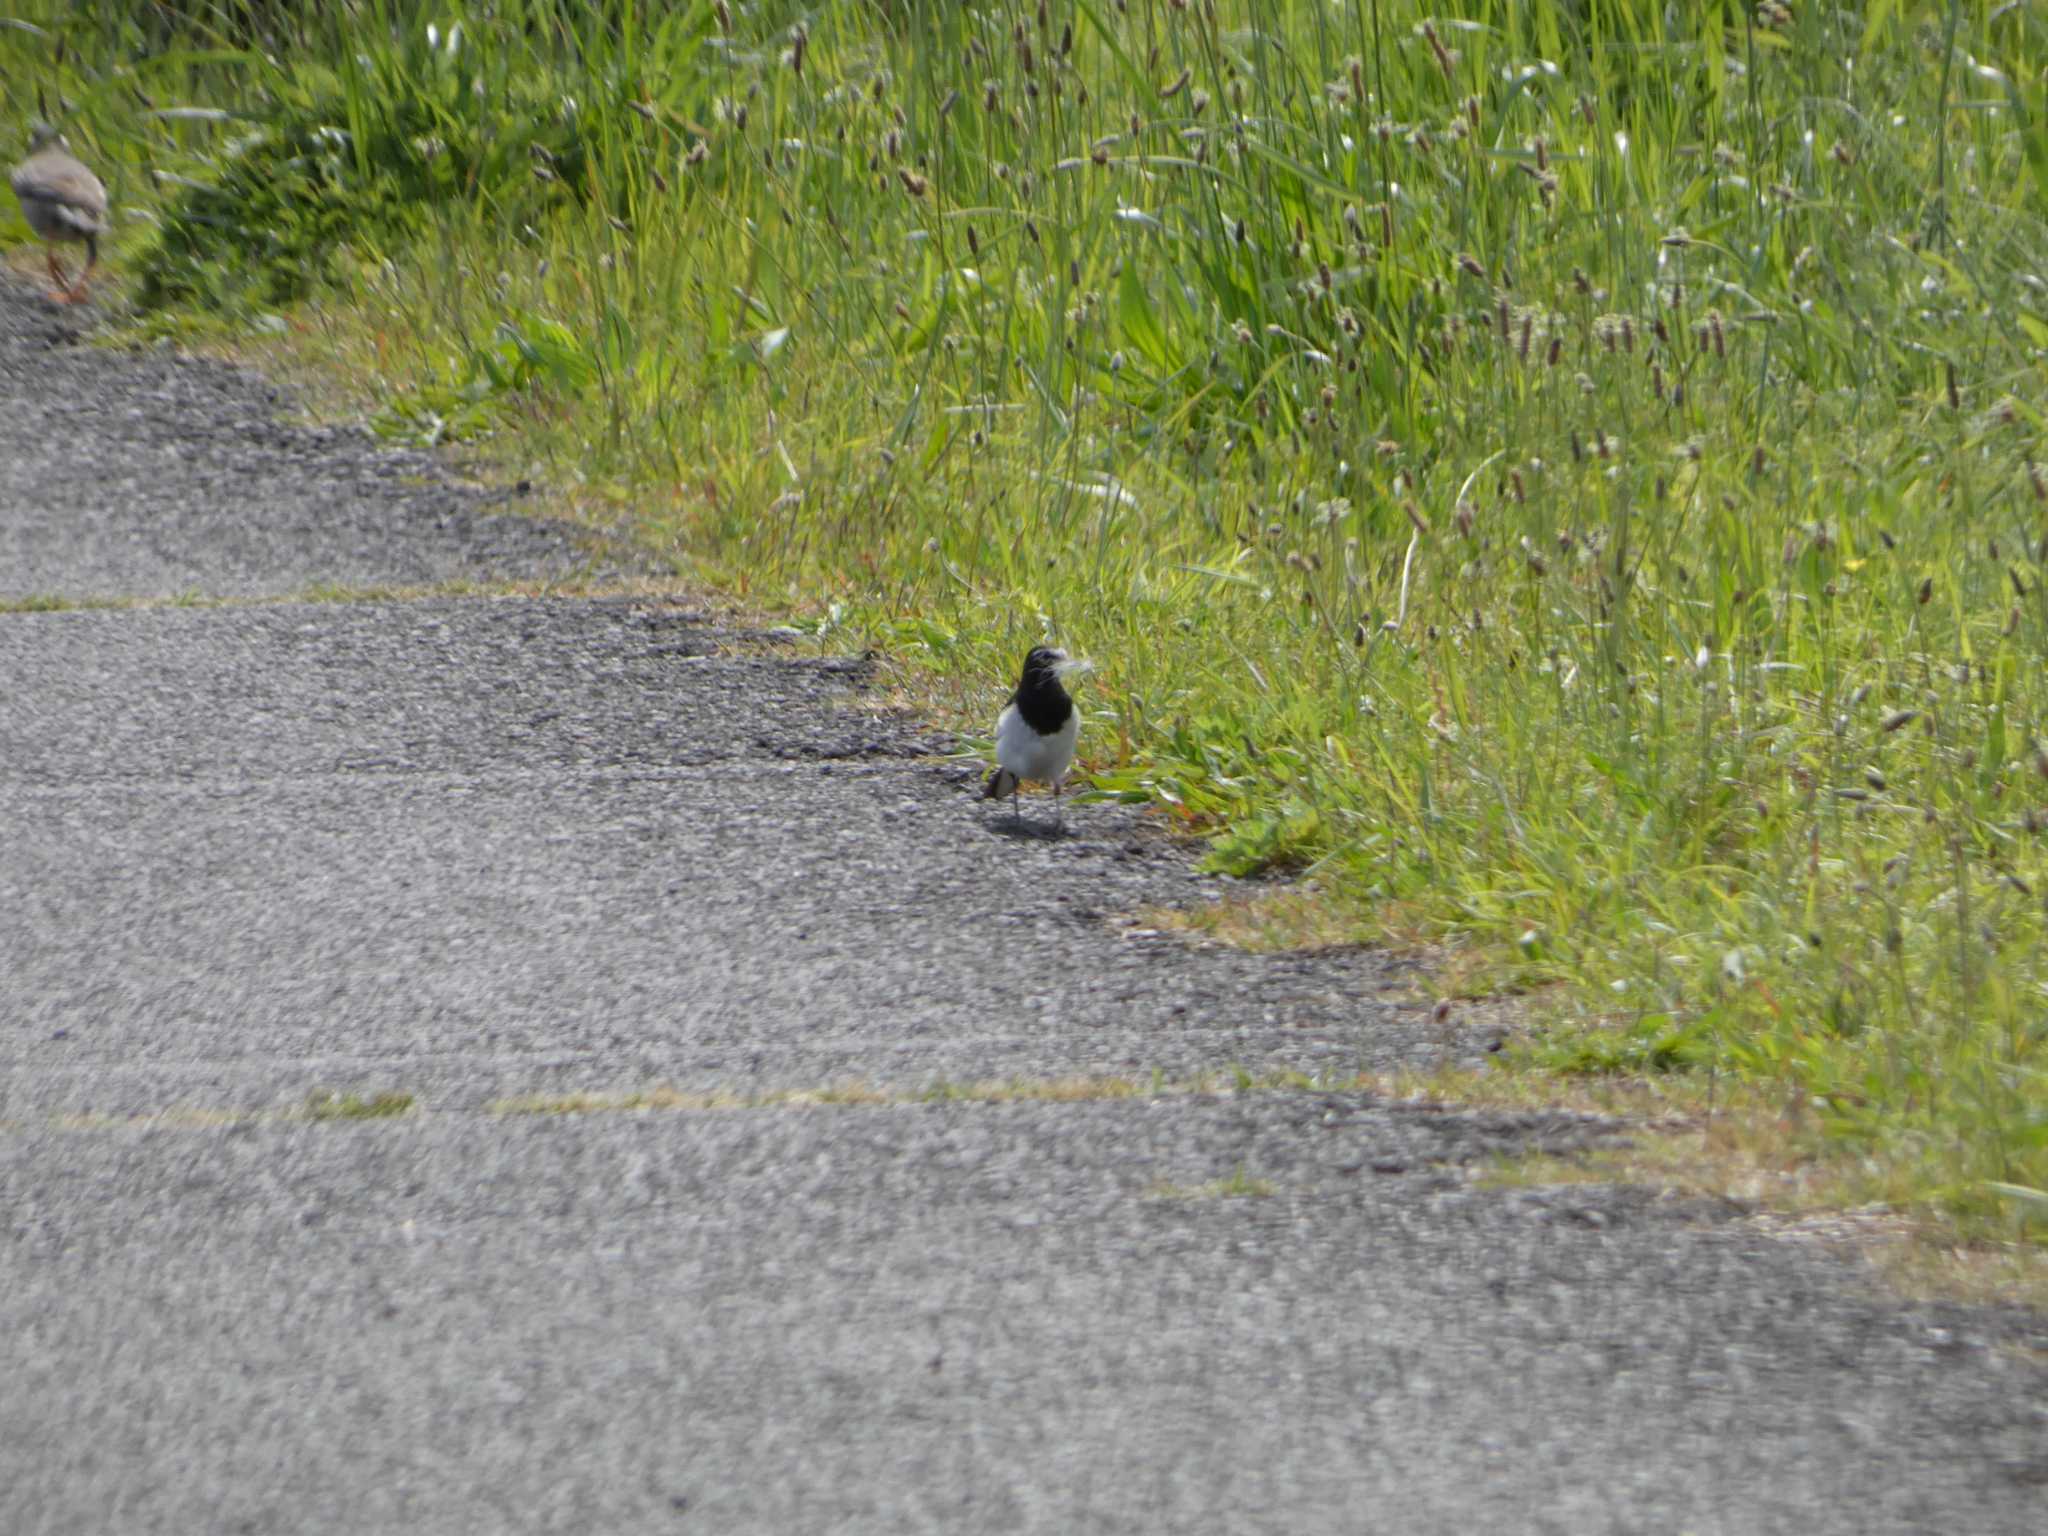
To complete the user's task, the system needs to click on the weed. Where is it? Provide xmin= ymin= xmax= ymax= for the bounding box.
xmin=1149 ymin=1165 xmax=1279 ymax=1201
xmin=487 ymin=1068 xmax=1331 ymax=1118
xmin=305 ymin=1089 xmax=414 ymax=1121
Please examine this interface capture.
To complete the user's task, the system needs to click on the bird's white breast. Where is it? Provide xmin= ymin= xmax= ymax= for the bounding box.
xmin=994 ymin=701 xmax=1078 ymax=786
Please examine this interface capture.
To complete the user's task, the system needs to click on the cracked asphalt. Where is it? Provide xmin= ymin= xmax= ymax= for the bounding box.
xmin=2 ymin=276 xmax=2044 ymax=1534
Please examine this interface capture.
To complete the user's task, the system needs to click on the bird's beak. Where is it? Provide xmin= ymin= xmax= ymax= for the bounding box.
xmin=1053 ymin=655 xmax=1094 ymax=679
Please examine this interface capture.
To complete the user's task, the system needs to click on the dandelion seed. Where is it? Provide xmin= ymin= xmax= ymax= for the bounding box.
xmin=2006 ymin=605 xmax=2022 ymax=635
xmin=1946 ymin=362 xmax=1960 ymax=411
xmin=1405 ymin=500 xmax=1429 ymax=535
xmin=1546 ymin=335 xmax=1562 ymax=367
xmin=1917 ymin=576 xmax=1934 ymax=605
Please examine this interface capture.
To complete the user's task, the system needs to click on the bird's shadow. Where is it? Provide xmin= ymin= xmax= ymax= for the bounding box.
xmin=987 ymin=813 xmax=1074 ymax=842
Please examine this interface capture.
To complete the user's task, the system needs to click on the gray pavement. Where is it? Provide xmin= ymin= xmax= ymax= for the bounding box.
xmin=0 ymin=290 xmax=590 ymax=599
xmin=2 ymin=273 xmax=2044 ymax=1533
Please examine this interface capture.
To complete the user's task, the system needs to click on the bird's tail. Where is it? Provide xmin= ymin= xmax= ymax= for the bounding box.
xmin=982 ymin=768 xmax=1019 ymax=800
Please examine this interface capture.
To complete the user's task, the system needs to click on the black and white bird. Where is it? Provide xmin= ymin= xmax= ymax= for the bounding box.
xmin=983 ymin=645 xmax=1087 ymax=827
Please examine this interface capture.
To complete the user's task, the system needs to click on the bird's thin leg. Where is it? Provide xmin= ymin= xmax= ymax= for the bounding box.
xmin=1012 ymin=782 xmax=1024 ymax=828
xmin=1052 ymin=777 xmax=1063 ymax=830
xmin=45 ymin=250 xmax=71 ymax=303
xmin=68 ymin=241 xmax=97 ymax=303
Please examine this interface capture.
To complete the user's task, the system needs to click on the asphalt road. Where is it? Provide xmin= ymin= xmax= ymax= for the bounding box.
xmin=2 ymin=276 xmax=2043 ymax=1534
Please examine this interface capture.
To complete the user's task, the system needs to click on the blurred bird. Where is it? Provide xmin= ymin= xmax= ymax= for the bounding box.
xmin=11 ymin=126 xmax=108 ymax=305
xmin=983 ymin=645 xmax=1088 ymax=828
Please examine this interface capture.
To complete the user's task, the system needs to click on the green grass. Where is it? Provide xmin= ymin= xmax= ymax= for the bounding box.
xmin=304 ymin=1089 xmax=415 ymax=1121
xmin=1149 ymin=1165 xmax=1280 ymax=1201
xmin=5 ymin=0 xmax=2047 ymax=1241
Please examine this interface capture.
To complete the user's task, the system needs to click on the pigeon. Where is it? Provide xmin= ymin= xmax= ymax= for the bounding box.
xmin=983 ymin=645 xmax=1087 ymax=827
xmin=11 ymin=126 xmax=108 ymax=305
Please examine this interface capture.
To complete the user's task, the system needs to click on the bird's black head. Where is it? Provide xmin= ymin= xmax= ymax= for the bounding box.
xmin=1018 ymin=646 xmax=1068 ymax=690
xmin=1012 ymin=646 xmax=1076 ymax=732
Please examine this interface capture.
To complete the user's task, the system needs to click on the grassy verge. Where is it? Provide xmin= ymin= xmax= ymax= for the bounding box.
xmin=6 ymin=0 xmax=2046 ymax=1243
